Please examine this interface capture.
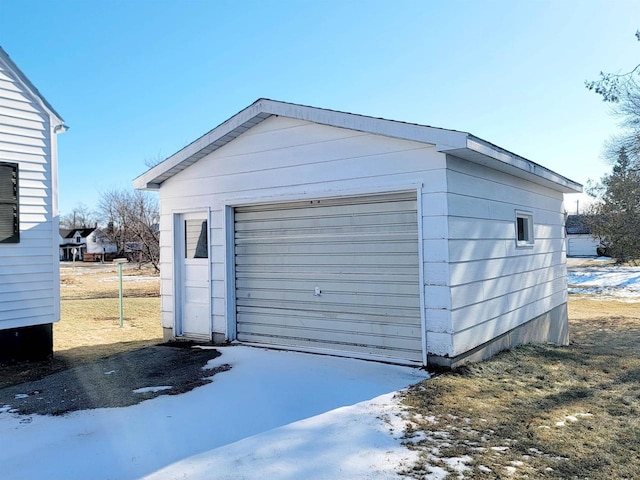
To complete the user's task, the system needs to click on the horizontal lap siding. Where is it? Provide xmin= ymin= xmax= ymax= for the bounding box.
xmin=0 ymin=61 xmax=55 ymax=328
xmin=445 ymin=156 xmax=567 ymax=355
xmin=158 ymin=117 xmax=447 ymax=350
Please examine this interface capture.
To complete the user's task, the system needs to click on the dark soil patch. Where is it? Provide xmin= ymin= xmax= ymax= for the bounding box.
xmin=0 ymin=345 xmax=225 ymax=416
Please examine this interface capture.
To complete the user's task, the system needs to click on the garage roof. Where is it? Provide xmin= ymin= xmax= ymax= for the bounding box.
xmin=133 ymin=98 xmax=582 ymax=194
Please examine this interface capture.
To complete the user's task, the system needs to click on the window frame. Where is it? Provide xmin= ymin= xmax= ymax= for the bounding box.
xmin=515 ymin=210 xmax=534 ymax=247
xmin=184 ymin=218 xmax=208 ymax=259
xmin=0 ymin=161 xmax=19 ymax=244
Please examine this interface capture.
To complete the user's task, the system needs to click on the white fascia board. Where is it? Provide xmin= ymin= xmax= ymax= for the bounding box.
xmin=260 ymin=99 xmax=469 ymax=149
xmin=133 ymin=98 xmax=582 ymax=194
xmin=134 ymin=101 xmax=273 ymax=190
xmin=439 ymin=136 xmax=583 ymax=194
xmin=134 ymin=99 xmax=468 ymax=190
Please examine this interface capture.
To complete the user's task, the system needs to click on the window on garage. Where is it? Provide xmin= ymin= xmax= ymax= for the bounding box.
xmin=515 ymin=210 xmax=534 ymax=247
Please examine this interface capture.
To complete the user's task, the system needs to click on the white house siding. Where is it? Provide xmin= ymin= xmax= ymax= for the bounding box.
xmin=0 ymin=59 xmax=59 ymax=330
xmin=445 ymin=156 xmax=567 ymax=356
xmin=157 ymin=116 xmax=451 ymax=359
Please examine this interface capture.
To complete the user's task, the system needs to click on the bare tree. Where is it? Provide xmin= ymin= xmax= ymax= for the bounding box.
xmin=60 ymin=203 xmax=98 ymax=230
xmin=144 ymin=152 xmax=166 ymax=169
xmin=586 ymin=30 xmax=640 ymax=103
xmin=98 ymin=187 xmax=160 ymax=272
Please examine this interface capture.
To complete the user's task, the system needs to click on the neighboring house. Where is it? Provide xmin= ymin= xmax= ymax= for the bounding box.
xmin=565 ymin=215 xmax=602 ymax=257
xmin=0 ymin=46 xmax=67 ymax=363
xmin=134 ymin=99 xmax=582 ymax=368
xmin=59 ymin=227 xmax=117 ymax=262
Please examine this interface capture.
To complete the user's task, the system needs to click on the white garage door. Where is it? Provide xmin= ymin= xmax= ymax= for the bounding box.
xmin=234 ymin=191 xmax=422 ymax=363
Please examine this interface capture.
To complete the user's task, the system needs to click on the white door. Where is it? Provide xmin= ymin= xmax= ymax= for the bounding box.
xmin=176 ymin=212 xmax=210 ymax=339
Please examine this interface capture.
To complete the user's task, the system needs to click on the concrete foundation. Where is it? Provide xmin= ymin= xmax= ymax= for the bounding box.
xmin=0 ymin=323 xmax=53 ymax=365
xmin=428 ymin=303 xmax=569 ymax=369
xmin=162 ymin=327 xmax=226 ymax=345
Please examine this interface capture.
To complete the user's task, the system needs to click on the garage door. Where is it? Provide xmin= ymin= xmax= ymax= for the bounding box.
xmin=234 ymin=191 xmax=422 ymax=362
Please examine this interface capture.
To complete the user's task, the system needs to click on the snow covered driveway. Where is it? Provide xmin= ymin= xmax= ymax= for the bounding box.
xmin=0 ymin=346 xmax=428 ymax=480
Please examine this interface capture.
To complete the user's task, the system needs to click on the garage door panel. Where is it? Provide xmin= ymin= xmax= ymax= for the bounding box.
xmin=235 ymin=264 xmax=419 ymax=276
xmin=236 ymin=288 xmax=420 ymax=309
xmin=237 ymin=297 xmax=420 ymax=317
xmin=235 ymin=239 xmax=418 ymax=256
xmin=234 ymin=191 xmax=422 ymax=363
xmin=235 ymin=225 xmax=416 ymax=239
xmin=235 ymin=198 xmax=417 ymax=221
xmin=237 ymin=313 xmax=421 ymax=339
xmin=237 ymin=332 xmax=423 ymax=362
xmin=237 ymin=305 xmax=420 ymax=326
xmin=235 ymin=213 xmax=417 ymax=232
xmin=237 ymin=322 xmax=423 ymax=351
xmin=236 ymin=278 xmax=419 ymax=296
xmin=235 ymin=253 xmax=418 ymax=267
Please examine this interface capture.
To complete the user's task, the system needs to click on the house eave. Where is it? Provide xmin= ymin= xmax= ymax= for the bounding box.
xmin=0 ymin=45 xmax=65 ymax=128
xmin=133 ymin=98 xmax=582 ymax=194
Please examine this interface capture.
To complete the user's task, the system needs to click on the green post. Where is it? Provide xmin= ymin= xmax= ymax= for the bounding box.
xmin=118 ymin=261 xmax=124 ymax=327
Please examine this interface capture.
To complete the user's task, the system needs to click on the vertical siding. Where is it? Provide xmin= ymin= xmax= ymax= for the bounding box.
xmin=0 ymin=59 xmax=56 ymax=328
xmin=445 ymin=155 xmax=567 ymax=355
xmin=158 ymin=116 xmax=447 ymax=351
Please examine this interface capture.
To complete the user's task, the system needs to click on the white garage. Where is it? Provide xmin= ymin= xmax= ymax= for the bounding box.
xmin=134 ymin=99 xmax=582 ymax=368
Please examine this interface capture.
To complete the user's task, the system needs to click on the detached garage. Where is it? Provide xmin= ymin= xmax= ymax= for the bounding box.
xmin=134 ymin=99 xmax=582 ymax=368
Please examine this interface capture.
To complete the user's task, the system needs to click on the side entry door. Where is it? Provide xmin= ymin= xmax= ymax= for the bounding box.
xmin=176 ymin=212 xmax=210 ymax=339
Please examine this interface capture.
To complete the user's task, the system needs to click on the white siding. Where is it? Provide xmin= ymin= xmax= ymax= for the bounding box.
xmin=0 ymin=58 xmax=58 ymax=329
xmin=445 ymin=156 xmax=567 ymax=355
xmin=158 ymin=116 xmax=448 ymax=355
xmin=155 ymin=115 xmax=569 ymax=362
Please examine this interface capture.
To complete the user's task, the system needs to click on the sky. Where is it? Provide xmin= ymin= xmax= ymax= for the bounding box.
xmin=1 ymin=0 xmax=639 ymax=216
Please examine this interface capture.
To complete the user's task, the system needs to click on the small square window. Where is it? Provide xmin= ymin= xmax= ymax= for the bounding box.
xmin=185 ymin=219 xmax=208 ymax=259
xmin=515 ymin=211 xmax=534 ymax=247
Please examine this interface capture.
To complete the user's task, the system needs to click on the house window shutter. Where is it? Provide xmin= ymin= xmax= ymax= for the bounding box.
xmin=0 ymin=162 xmax=19 ymax=243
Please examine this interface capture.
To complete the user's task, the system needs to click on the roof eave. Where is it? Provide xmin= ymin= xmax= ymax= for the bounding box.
xmin=0 ymin=46 xmax=66 ymax=128
xmin=133 ymin=99 xmax=582 ymax=194
xmin=438 ymin=136 xmax=582 ymax=194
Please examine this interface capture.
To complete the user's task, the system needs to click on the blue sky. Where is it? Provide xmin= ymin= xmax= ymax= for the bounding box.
xmin=1 ymin=0 xmax=639 ymax=216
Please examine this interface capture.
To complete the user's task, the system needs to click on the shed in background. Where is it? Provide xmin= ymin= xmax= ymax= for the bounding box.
xmin=565 ymin=215 xmax=601 ymax=257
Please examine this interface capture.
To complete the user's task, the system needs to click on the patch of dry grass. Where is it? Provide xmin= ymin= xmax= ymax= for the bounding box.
xmin=401 ymin=296 xmax=640 ymax=479
xmin=0 ymin=264 xmax=161 ymax=389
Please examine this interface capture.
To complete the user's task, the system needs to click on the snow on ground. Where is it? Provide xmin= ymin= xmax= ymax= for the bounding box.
xmin=0 ymin=347 xmax=428 ymax=480
xmin=567 ymin=262 xmax=640 ymax=300
xmin=4 ymin=262 xmax=638 ymax=479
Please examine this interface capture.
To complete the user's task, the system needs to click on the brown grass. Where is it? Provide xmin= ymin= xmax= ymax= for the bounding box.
xmin=0 ymin=264 xmax=162 ymax=389
xmin=402 ymin=296 xmax=640 ymax=479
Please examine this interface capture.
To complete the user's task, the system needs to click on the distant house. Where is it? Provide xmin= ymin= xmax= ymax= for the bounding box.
xmin=59 ymin=227 xmax=117 ymax=262
xmin=565 ymin=215 xmax=601 ymax=257
xmin=134 ymin=99 xmax=582 ymax=368
xmin=0 ymin=46 xmax=67 ymax=363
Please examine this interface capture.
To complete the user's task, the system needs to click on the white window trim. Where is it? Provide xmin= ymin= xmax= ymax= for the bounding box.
xmin=515 ymin=210 xmax=534 ymax=247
